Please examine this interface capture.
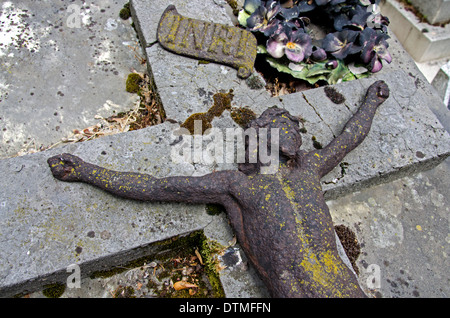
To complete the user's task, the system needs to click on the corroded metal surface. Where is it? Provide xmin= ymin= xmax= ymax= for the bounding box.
xmin=157 ymin=5 xmax=257 ymax=79
xmin=48 ymin=81 xmax=390 ymax=298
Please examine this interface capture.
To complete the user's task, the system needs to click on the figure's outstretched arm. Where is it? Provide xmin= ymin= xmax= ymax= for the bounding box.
xmin=307 ymin=80 xmax=390 ymax=178
xmin=47 ymin=153 xmax=236 ymax=205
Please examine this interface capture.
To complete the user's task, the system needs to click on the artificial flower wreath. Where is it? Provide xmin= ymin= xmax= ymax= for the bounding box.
xmin=238 ymin=0 xmax=392 ymax=84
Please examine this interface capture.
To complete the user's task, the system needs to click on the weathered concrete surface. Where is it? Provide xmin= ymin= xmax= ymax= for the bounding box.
xmin=132 ymin=0 xmax=450 ymax=201
xmin=0 ymin=0 xmax=144 ymax=159
xmin=1 ymin=0 xmax=450 ymax=298
xmin=0 ymin=121 xmax=270 ymax=297
xmin=432 ymin=61 xmax=450 ymax=109
xmin=408 ymin=0 xmax=450 ymax=25
xmin=0 ymin=123 xmax=211 ymax=296
xmin=328 ymin=157 xmax=450 ymax=298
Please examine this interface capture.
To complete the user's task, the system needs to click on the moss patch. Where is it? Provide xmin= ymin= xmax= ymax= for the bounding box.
xmin=324 ymin=86 xmax=345 ymax=104
xmin=334 ymin=224 xmax=361 ymax=275
xmin=42 ymin=283 xmax=66 ymax=298
xmin=231 ymin=106 xmax=257 ymax=128
xmin=126 ymin=73 xmax=143 ymax=93
xmin=181 ymin=90 xmax=234 ymax=134
xmin=312 ymin=136 xmax=323 ymax=149
xmin=119 ymin=2 xmax=131 ymax=20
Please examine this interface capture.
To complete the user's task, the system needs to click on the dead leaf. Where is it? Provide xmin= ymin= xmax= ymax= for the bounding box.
xmin=173 ymin=281 xmax=198 ymax=291
xmin=228 ymin=236 xmax=237 ymax=247
xmin=195 ymin=248 xmax=203 ymax=265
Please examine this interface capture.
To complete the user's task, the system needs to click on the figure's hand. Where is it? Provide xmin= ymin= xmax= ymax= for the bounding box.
xmin=366 ymin=80 xmax=390 ymax=102
xmin=47 ymin=153 xmax=85 ymax=182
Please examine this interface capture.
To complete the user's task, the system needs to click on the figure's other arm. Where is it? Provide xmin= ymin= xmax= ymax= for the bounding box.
xmin=47 ymin=153 xmax=236 ymax=205
xmin=307 ymin=80 xmax=389 ymax=178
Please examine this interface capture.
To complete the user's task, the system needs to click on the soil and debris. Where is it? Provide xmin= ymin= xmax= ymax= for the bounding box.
xmin=324 ymin=86 xmax=346 ymax=104
xmin=254 ymin=55 xmax=317 ymax=97
xmin=26 ymin=231 xmax=228 ymax=298
xmin=334 ymin=224 xmax=361 ymax=275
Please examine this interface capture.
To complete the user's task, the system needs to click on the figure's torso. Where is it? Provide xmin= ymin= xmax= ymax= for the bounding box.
xmin=225 ymin=167 xmax=365 ymax=297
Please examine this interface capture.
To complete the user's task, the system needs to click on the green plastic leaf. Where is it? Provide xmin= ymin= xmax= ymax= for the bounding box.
xmin=327 ymin=60 xmax=350 ymax=84
xmin=257 ymin=44 xmax=268 ymax=54
xmin=266 ymin=57 xmax=328 ymax=84
xmin=237 ymin=10 xmax=251 ymax=27
xmin=266 ymin=57 xmax=359 ymax=85
xmin=342 ymin=64 xmax=371 ymax=82
xmin=342 ymin=72 xmax=357 ymax=82
xmin=305 ymin=62 xmax=332 ymax=77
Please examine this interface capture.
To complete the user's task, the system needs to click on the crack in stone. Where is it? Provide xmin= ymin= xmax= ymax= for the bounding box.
xmin=147 ymin=40 xmax=158 ymax=48
xmin=302 ymin=92 xmax=336 ymax=138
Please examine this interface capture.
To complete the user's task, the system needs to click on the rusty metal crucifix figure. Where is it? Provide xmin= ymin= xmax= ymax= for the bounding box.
xmin=48 ymin=81 xmax=389 ymax=297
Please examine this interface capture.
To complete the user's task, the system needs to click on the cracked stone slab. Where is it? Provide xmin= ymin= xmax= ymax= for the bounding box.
xmin=0 ymin=0 xmax=145 ymax=159
xmin=0 ymin=122 xmax=267 ymax=297
xmin=255 ymin=71 xmax=450 ymax=199
xmin=133 ymin=0 xmax=450 ymax=201
xmin=2 ymin=0 xmax=449 ymax=298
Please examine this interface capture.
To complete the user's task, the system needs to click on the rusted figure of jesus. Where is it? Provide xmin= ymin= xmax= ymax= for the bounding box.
xmin=48 ymin=81 xmax=389 ymax=298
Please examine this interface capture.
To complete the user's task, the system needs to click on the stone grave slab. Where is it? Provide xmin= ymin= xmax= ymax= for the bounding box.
xmin=1 ymin=0 xmax=450 ymax=298
xmin=132 ymin=0 xmax=450 ymax=200
xmin=0 ymin=0 xmax=145 ymax=159
xmin=381 ymin=0 xmax=450 ymax=62
xmin=408 ymin=0 xmax=450 ymax=25
xmin=432 ymin=61 xmax=450 ymax=109
xmin=0 ymin=122 xmax=269 ymax=297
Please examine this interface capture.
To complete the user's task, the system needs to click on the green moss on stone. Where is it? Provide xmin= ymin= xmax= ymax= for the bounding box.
xmin=312 ymin=135 xmax=323 ymax=149
xmin=119 ymin=3 xmax=131 ymax=20
xmin=181 ymin=113 xmax=212 ymax=135
xmin=126 ymin=73 xmax=142 ymax=93
xmin=42 ymin=283 xmax=66 ymax=298
xmin=230 ymin=106 xmax=257 ymax=128
xmin=181 ymin=90 xmax=234 ymax=135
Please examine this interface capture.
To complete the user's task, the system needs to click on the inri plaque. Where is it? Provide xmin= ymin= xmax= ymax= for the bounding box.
xmin=157 ymin=5 xmax=257 ymax=79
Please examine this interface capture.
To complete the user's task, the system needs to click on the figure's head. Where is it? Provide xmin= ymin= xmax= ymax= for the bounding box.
xmin=238 ymin=106 xmax=302 ymax=175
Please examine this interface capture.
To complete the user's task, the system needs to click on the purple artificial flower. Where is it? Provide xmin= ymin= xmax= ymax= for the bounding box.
xmin=326 ymin=60 xmax=338 ymax=69
xmin=323 ymin=30 xmax=361 ymax=60
xmin=266 ymin=28 xmax=313 ymax=63
xmin=296 ymin=0 xmax=317 ymax=12
xmin=246 ymin=0 xmax=282 ymax=36
xmin=359 ymin=27 xmax=391 ymax=72
xmin=322 ymin=30 xmax=362 ymax=59
xmin=311 ymin=45 xmax=328 ymax=61
xmin=334 ymin=5 xmax=372 ymax=31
